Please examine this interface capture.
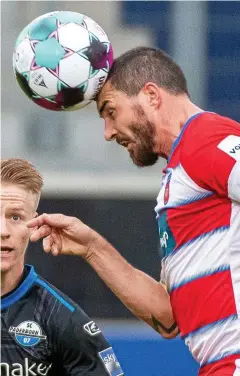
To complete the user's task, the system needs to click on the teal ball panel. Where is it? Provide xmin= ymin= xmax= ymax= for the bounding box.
xmin=35 ymin=38 xmax=65 ymax=69
xmin=55 ymin=11 xmax=84 ymax=25
xmin=28 ymin=17 xmax=58 ymax=41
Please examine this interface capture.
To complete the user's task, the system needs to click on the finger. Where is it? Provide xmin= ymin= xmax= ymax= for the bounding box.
xmin=43 ymin=235 xmax=53 ymax=253
xmin=42 ymin=235 xmax=59 ymax=256
xmin=27 ymin=213 xmax=71 ymax=229
xmin=30 ymin=225 xmax=52 ymax=242
xmin=51 ymin=243 xmax=60 ymax=257
xmin=27 ymin=213 xmax=50 ymax=228
xmin=51 ymin=229 xmax=62 ymax=251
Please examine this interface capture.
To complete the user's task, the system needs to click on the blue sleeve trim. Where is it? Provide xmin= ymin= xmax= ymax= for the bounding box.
xmin=36 ymin=278 xmax=75 ymax=312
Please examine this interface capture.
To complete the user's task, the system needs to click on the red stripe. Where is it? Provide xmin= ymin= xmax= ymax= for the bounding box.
xmin=167 ymin=194 xmax=231 ymax=249
xmin=180 ymin=113 xmax=239 ymax=195
xmin=199 ymin=354 xmax=240 ymax=376
xmin=170 ymin=270 xmax=237 ymax=337
xmin=165 ymin=151 xmax=180 ymax=169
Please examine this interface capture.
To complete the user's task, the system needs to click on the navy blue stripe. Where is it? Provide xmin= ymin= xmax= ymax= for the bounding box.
xmin=201 ymin=348 xmax=240 ymax=367
xmin=182 ymin=314 xmax=238 ymax=340
xmin=175 ymin=226 xmax=229 ymax=254
xmin=170 ymin=264 xmax=230 ymax=293
xmin=156 ymin=191 xmax=214 ymax=218
xmin=36 ymin=278 xmax=75 ymax=312
xmin=164 ymin=226 xmax=229 ymax=260
xmin=1 ymin=265 xmax=37 ymax=310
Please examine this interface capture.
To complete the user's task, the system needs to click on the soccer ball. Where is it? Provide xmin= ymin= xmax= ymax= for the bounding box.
xmin=13 ymin=11 xmax=113 ymax=111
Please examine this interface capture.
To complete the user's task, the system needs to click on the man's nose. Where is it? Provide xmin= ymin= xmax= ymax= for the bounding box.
xmin=104 ymin=120 xmax=117 ymax=141
xmin=1 ymin=217 xmax=10 ymax=239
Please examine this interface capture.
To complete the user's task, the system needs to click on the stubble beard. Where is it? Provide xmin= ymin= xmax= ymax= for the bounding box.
xmin=128 ymin=105 xmax=159 ymax=167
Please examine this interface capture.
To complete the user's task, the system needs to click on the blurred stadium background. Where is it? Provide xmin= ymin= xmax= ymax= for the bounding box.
xmin=1 ymin=1 xmax=239 ymax=374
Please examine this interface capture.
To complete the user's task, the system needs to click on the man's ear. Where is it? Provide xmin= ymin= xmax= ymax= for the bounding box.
xmin=142 ymin=82 xmax=162 ymax=109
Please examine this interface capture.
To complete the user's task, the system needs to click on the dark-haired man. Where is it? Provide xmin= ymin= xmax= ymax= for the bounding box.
xmin=28 ymin=47 xmax=240 ymax=376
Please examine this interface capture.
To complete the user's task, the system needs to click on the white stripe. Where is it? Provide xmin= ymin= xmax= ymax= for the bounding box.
xmin=155 ymin=164 xmax=212 ymax=214
xmin=233 ymin=359 xmax=240 ymax=376
xmin=184 ymin=315 xmax=240 ymax=366
xmin=228 ymin=161 xmax=240 ymax=202
xmin=229 ymin=202 xmax=240 ymax=317
xmin=163 ymin=229 xmax=230 ymax=292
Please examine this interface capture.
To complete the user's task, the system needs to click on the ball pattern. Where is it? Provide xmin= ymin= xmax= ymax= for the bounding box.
xmin=13 ymin=11 xmax=113 ymax=111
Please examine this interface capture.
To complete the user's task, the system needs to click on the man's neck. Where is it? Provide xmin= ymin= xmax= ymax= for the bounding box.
xmin=154 ymin=97 xmax=203 ymax=159
xmin=1 ymin=265 xmax=25 ymax=297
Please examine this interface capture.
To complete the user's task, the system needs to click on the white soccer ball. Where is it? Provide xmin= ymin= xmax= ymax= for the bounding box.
xmin=13 ymin=11 xmax=113 ymax=111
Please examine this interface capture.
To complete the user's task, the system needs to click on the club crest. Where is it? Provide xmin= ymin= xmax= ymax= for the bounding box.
xmin=164 ymin=172 xmax=172 ymax=205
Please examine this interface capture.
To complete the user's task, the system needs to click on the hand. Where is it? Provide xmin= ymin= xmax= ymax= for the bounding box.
xmin=27 ymin=213 xmax=97 ymax=258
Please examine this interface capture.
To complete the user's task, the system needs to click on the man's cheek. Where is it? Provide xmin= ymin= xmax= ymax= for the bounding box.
xmin=19 ymin=230 xmax=31 ymax=253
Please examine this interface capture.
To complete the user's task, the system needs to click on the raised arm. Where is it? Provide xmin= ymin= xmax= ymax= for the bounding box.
xmin=87 ymin=234 xmax=178 ymax=338
xmin=27 ymin=213 xmax=178 ymax=339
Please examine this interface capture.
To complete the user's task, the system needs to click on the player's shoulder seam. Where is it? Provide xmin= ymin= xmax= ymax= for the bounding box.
xmin=35 ymin=276 xmax=76 ymax=312
xmin=184 ymin=113 xmax=239 ymax=140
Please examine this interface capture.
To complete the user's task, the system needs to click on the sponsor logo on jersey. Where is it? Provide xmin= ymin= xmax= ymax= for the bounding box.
xmin=217 ymin=135 xmax=240 ymax=161
xmin=158 ymin=211 xmax=176 ymax=258
xmin=0 ymin=358 xmax=52 ymax=376
xmin=99 ymin=347 xmax=124 ymax=376
xmin=160 ymin=231 xmax=169 ymax=249
xmin=83 ymin=320 xmax=101 ymax=336
xmin=8 ymin=321 xmax=46 ymax=347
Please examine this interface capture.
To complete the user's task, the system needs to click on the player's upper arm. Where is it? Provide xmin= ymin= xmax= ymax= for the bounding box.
xmin=180 ymin=115 xmax=240 ymax=202
xmin=57 ymin=307 xmax=124 ymax=375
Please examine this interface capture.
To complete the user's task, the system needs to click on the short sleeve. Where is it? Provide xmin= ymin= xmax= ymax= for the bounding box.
xmin=180 ymin=113 xmax=240 ymax=202
xmin=56 ymin=306 xmax=124 ymax=375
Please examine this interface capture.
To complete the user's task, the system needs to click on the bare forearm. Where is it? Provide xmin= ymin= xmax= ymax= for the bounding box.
xmin=87 ymin=234 xmax=178 ymax=338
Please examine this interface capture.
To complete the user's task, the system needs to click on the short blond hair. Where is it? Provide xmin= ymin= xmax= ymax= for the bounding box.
xmin=1 ymin=158 xmax=43 ymax=195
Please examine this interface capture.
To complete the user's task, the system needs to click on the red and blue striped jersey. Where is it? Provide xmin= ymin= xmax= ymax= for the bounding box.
xmin=155 ymin=112 xmax=240 ymax=371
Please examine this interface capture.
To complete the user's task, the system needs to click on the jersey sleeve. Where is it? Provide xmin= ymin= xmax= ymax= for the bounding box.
xmin=57 ymin=306 xmax=124 ymax=376
xmin=180 ymin=114 xmax=240 ymax=202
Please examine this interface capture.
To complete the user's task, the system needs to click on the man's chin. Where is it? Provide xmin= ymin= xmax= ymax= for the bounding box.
xmin=1 ymin=260 xmax=14 ymax=274
xmin=1 ymin=266 xmax=10 ymax=274
xmin=130 ymin=152 xmax=159 ymax=167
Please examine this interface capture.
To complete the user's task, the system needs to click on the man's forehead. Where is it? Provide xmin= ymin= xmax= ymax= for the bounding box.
xmin=96 ymin=81 xmax=116 ymax=111
xmin=0 ymin=184 xmax=36 ymax=206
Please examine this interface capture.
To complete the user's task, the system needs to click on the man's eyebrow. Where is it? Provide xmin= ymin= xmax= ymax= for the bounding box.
xmin=8 ymin=205 xmax=26 ymax=211
xmin=99 ymin=100 xmax=109 ymax=115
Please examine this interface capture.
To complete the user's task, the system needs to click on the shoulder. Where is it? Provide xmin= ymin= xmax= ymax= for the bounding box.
xmin=34 ymin=275 xmax=93 ymax=326
xmin=34 ymin=275 xmax=77 ymax=314
xmin=181 ymin=112 xmax=240 ymax=156
xmin=179 ymin=112 xmax=240 ymax=192
xmin=33 ymin=275 xmax=94 ymax=341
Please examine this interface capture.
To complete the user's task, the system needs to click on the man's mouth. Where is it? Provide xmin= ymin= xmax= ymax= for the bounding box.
xmin=117 ymin=139 xmax=130 ymax=148
xmin=1 ymin=247 xmax=14 ymax=255
xmin=120 ymin=141 xmax=129 ymax=147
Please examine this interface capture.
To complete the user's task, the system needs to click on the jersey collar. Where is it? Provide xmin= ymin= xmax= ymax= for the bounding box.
xmin=1 ymin=265 xmax=38 ymax=310
xmin=168 ymin=111 xmax=205 ymax=163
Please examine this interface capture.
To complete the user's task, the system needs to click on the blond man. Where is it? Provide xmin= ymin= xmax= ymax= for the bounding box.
xmin=1 ymin=158 xmax=124 ymax=376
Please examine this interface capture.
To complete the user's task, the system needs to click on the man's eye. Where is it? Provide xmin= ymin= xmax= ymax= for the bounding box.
xmin=108 ymin=109 xmax=115 ymax=117
xmin=12 ymin=215 xmax=21 ymax=221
